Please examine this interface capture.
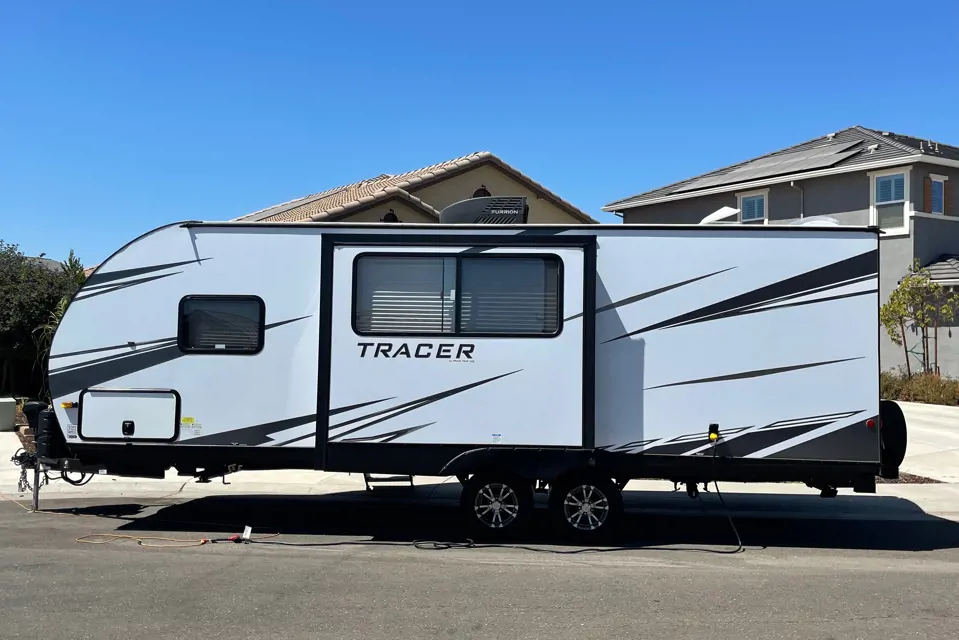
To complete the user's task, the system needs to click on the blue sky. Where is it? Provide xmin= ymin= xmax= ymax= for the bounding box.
xmin=2 ymin=0 xmax=958 ymax=266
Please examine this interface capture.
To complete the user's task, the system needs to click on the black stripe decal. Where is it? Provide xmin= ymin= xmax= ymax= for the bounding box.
xmin=81 ymin=272 xmax=185 ymax=292
xmin=74 ymin=272 xmax=182 ymax=300
xmin=705 ymin=273 xmax=877 ymax=317
xmin=265 ymin=315 xmax=313 ymax=330
xmin=49 ymin=342 xmax=176 ymax=374
xmin=84 ymin=258 xmax=211 ymax=286
xmin=50 ymin=336 xmax=178 ymax=360
xmin=49 ymin=343 xmax=185 ymax=397
xmin=757 ymin=411 xmax=861 ymax=430
xmin=766 ymin=417 xmax=878 ymax=462
xmin=642 ymin=438 xmax=713 ymax=455
xmin=326 ymin=370 xmax=521 ymax=443
xmin=261 ymin=370 xmax=523 ymax=449
xmin=667 ymin=286 xmax=877 ymax=331
xmin=644 ymin=357 xmax=864 ymax=391
xmin=604 ymin=250 xmax=878 ymax=343
xmin=48 ymin=315 xmax=312 ymax=396
xmin=566 ymin=267 xmax=734 ymax=321
xmin=712 ymin=422 xmax=834 ymax=457
xmin=187 ymin=414 xmax=318 ymax=446
xmin=328 ymin=397 xmax=395 ymax=416
xmin=611 ymin=439 xmax=656 ymax=451
xmin=339 ymin=422 xmax=436 ymax=443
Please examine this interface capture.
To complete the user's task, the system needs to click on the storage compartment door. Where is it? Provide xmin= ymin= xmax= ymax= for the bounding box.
xmin=78 ymin=389 xmax=181 ymax=442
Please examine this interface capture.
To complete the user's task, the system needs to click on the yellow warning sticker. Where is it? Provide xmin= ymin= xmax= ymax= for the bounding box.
xmin=181 ymin=417 xmax=195 ymax=424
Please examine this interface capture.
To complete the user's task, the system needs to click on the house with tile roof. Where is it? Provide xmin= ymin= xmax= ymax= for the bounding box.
xmin=603 ymin=125 xmax=959 ymax=378
xmin=234 ymin=151 xmax=596 ymax=225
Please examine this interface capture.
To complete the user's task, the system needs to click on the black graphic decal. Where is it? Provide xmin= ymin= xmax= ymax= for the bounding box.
xmin=605 ymin=250 xmax=877 ymax=343
xmin=644 ymin=357 xmax=864 ymax=390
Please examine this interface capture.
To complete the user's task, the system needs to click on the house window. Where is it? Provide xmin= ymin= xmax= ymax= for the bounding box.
xmin=932 ymin=177 xmax=945 ymax=214
xmin=178 ymin=296 xmax=265 ymax=354
xmin=876 ymin=173 xmax=906 ymax=204
xmin=353 ymin=254 xmax=562 ymax=337
xmin=737 ymin=190 xmax=767 ymax=223
xmin=871 ymin=169 xmax=910 ymax=230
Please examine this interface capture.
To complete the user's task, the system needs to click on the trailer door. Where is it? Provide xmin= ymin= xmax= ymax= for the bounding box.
xmin=318 ymin=237 xmax=592 ymax=461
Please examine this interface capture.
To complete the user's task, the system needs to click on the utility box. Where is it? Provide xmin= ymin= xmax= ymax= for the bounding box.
xmin=0 ymin=398 xmax=16 ymax=432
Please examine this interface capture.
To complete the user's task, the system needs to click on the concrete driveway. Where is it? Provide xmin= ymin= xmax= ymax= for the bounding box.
xmin=899 ymin=401 xmax=959 ymax=482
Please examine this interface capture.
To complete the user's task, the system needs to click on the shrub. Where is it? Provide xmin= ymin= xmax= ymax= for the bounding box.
xmin=881 ymin=369 xmax=959 ymax=405
xmin=880 ymin=370 xmax=906 ymax=401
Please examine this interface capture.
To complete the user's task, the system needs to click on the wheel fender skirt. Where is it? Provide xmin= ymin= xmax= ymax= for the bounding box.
xmin=440 ymin=447 xmax=596 ymax=481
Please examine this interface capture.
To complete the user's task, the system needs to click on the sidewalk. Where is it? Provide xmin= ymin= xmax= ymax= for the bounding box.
xmin=898 ymin=401 xmax=959 ymax=483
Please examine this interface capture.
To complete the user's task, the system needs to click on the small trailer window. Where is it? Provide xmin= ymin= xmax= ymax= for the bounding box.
xmin=353 ymin=254 xmax=562 ymax=337
xmin=178 ymin=295 xmax=265 ymax=354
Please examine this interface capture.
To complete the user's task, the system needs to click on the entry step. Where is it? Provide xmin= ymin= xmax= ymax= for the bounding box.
xmin=363 ymin=473 xmax=415 ymax=491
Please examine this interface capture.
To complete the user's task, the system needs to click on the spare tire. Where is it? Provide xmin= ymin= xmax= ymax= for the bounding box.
xmin=878 ymin=399 xmax=907 ymax=477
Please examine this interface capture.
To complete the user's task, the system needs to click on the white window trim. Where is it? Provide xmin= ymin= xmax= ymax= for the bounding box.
xmin=736 ymin=188 xmax=769 ymax=224
xmin=869 ymin=166 xmax=912 ymax=236
xmin=930 ymin=174 xmax=948 ymax=215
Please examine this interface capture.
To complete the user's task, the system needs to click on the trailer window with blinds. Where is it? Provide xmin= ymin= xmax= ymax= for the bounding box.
xmin=178 ymin=295 xmax=265 ymax=354
xmin=353 ymin=254 xmax=562 ymax=337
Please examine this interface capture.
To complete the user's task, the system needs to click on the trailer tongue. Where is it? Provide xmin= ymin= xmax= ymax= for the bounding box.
xmin=24 ymin=195 xmax=906 ymax=540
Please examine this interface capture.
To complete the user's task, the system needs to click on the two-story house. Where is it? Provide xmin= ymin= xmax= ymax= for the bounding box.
xmin=603 ymin=125 xmax=959 ymax=377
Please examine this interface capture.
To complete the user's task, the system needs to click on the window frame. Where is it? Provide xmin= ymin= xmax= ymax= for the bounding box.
xmin=875 ymin=172 xmax=906 ymax=205
xmin=736 ymin=189 xmax=769 ymax=224
xmin=177 ymin=294 xmax=266 ymax=355
xmin=351 ymin=252 xmax=564 ymax=339
xmin=869 ymin=166 xmax=912 ymax=234
xmin=931 ymin=173 xmax=948 ymax=215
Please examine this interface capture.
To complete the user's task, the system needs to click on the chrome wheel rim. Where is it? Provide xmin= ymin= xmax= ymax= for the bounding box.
xmin=563 ymin=484 xmax=610 ymax=531
xmin=473 ymin=482 xmax=520 ymax=529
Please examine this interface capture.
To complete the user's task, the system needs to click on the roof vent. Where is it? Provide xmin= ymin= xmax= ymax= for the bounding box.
xmin=439 ymin=196 xmax=529 ymax=224
xmin=882 ymin=131 xmax=890 ymax=136
xmin=866 ymin=143 xmax=879 ymax=153
xmin=826 ymin=132 xmax=836 ymax=140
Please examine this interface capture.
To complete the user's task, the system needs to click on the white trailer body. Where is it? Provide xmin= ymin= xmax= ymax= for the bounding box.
xmin=36 ymin=209 xmax=905 ymax=539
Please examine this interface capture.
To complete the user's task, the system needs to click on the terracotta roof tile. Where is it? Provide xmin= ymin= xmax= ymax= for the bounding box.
xmin=235 ymin=152 xmax=596 ymax=223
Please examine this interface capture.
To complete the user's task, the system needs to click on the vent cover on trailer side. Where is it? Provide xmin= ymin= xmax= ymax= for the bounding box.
xmin=439 ymin=196 xmax=529 ymax=224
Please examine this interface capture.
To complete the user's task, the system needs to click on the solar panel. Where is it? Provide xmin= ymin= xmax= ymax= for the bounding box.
xmin=674 ymin=140 xmax=862 ymax=193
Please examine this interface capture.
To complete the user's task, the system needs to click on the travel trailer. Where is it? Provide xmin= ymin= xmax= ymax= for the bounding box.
xmin=27 ymin=196 xmax=907 ymax=540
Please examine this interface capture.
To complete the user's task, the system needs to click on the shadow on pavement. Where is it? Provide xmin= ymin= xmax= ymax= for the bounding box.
xmin=46 ymin=483 xmax=959 ymax=553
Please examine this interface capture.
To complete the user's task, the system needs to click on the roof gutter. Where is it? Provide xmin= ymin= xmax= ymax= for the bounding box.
xmin=603 ymin=154 xmax=959 ymax=212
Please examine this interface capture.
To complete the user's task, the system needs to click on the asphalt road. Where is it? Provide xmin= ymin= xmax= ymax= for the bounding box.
xmin=2 ymin=493 xmax=959 ymax=640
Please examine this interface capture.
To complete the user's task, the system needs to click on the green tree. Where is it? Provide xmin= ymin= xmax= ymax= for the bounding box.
xmin=0 ymin=240 xmax=86 ymax=397
xmin=880 ymin=259 xmax=959 ymax=376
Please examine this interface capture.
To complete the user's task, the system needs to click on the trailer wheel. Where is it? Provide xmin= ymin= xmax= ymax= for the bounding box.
xmin=549 ymin=474 xmax=623 ymax=542
xmin=460 ymin=471 xmax=533 ymax=538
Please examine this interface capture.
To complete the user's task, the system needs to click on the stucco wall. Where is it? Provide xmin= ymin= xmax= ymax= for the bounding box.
xmin=340 ymin=200 xmax=436 ymax=223
xmin=621 ymin=191 xmax=736 ymax=224
xmin=620 ymin=171 xmax=873 ymax=226
xmin=409 ymin=163 xmax=589 ymax=224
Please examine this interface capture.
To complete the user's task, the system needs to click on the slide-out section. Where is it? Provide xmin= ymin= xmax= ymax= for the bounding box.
xmin=324 ymin=239 xmax=588 ymax=450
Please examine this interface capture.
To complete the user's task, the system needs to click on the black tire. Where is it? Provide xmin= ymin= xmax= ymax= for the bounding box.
xmin=548 ymin=474 xmax=624 ymax=543
xmin=879 ymin=399 xmax=908 ymax=473
xmin=460 ymin=471 xmax=534 ymax=539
